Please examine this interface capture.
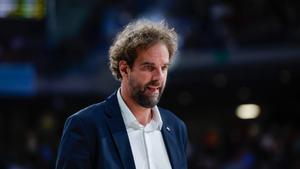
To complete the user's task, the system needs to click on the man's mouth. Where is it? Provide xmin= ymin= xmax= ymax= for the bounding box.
xmin=146 ymin=86 xmax=160 ymax=94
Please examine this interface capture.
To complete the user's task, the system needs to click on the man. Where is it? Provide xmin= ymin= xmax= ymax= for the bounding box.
xmin=55 ymin=19 xmax=188 ymax=169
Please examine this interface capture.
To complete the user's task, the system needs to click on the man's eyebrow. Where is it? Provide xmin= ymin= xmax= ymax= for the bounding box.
xmin=140 ymin=62 xmax=171 ymax=66
xmin=140 ymin=62 xmax=155 ymax=66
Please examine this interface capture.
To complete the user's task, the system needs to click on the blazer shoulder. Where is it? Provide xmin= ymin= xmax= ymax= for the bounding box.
xmin=69 ymin=100 xmax=107 ymax=124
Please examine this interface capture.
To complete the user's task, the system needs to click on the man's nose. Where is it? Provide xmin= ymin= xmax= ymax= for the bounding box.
xmin=152 ymin=68 xmax=165 ymax=81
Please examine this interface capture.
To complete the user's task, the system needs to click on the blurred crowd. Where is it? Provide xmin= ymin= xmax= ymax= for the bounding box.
xmin=1 ymin=0 xmax=300 ymax=74
xmin=188 ymin=123 xmax=300 ymax=169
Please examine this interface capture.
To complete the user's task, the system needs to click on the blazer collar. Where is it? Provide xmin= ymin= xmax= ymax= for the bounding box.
xmin=104 ymin=92 xmax=136 ymax=169
xmin=160 ymin=108 xmax=182 ymax=169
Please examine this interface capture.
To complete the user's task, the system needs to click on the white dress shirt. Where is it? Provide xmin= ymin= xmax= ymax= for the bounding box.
xmin=117 ymin=89 xmax=172 ymax=169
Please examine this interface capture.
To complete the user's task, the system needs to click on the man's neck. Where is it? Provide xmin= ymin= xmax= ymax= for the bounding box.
xmin=120 ymin=87 xmax=153 ymax=126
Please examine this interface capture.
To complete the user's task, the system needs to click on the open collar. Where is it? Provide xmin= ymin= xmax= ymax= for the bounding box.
xmin=116 ymin=88 xmax=163 ymax=131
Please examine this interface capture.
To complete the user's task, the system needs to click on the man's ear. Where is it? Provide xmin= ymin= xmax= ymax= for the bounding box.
xmin=119 ymin=60 xmax=129 ymax=78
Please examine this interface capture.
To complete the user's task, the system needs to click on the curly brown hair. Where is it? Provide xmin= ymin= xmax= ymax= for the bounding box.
xmin=109 ymin=19 xmax=178 ymax=80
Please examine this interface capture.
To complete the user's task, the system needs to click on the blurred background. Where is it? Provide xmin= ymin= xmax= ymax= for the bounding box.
xmin=0 ymin=0 xmax=300 ymax=168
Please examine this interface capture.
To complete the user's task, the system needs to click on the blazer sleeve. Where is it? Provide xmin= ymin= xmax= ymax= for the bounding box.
xmin=55 ymin=115 xmax=93 ymax=169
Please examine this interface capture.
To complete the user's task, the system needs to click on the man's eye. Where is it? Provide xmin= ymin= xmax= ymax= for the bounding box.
xmin=145 ymin=66 xmax=155 ymax=71
xmin=161 ymin=66 xmax=169 ymax=72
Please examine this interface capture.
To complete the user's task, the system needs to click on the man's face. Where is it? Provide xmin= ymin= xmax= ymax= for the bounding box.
xmin=126 ymin=43 xmax=170 ymax=108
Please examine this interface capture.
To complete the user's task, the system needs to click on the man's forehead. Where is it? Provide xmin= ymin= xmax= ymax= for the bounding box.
xmin=136 ymin=57 xmax=170 ymax=65
xmin=135 ymin=44 xmax=170 ymax=63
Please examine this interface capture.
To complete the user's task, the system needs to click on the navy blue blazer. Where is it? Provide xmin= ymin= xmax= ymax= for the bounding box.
xmin=55 ymin=92 xmax=188 ymax=169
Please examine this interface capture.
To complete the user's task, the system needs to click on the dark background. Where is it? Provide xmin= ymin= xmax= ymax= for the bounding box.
xmin=0 ymin=0 xmax=300 ymax=168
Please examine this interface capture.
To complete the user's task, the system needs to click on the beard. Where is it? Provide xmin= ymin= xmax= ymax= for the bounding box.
xmin=129 ymin=78 xmax=165 ymax=108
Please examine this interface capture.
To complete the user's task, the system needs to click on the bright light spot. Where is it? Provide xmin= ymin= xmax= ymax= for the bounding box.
xmin=236 ymin=104 xmax=261 ymax=119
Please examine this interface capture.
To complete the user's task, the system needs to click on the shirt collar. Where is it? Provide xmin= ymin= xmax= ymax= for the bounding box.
xmin=117 ymin=88 xmax=163 ymax=131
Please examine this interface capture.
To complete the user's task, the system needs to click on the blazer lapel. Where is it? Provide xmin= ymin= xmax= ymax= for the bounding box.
xmin=161 ymin=112 xmax=181 ymax=169
xmin=105 ymin=93 xmax=136 ymax=169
